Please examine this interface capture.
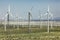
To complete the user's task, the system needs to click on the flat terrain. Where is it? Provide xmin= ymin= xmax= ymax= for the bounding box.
xmin=1 ymin=21 xmax=60 ymax=26
xmin=0 ymin=25 xmax=60 ymax=40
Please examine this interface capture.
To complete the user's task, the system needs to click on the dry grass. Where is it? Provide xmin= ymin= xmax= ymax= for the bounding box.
xmin=0 ymin=24 xmax=60 ymax=40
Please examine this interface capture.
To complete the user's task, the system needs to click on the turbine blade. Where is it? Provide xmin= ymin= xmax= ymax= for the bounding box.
xmin=47 ymin=5 xmax=49 ymax=15
xmin=5 ymin=14 xmax=8 ymax=17
xmin=8 ymin=4 xmax=10 ymax=13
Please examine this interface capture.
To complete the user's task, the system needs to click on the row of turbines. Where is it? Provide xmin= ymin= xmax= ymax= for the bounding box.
xmin=28 ymin=5 xmax=53 ymax=33
xmin=1 ymin=5 xmax=53 ymax=33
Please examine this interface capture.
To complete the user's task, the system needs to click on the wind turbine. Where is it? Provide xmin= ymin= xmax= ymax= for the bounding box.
xmin=2 ymin=15 xmax=7 ymax=31
xmin=44 ymin=5 xmax=53 ymax=33
xmin=2 ymin=13 xmax=8 ymax=31
xmin=47 ymin=5 xmax=50 ymax=33
xmin=50 ymin=14 xmax=53 ymax=29
xmin=7 ymin=4 xmax=14 ymax=27
xmin=4 ymin=4 xmax=13 ymax=31
xmin=39 ymin=11 xmax=42 ymax=28
xmin=28 ymin=7 xmax=33 ymax=33
xmin=0 ymin=4 xmax=14 ymax=31
xmin=4 ymin=5 xmax=10 ymax=31
xmin=19 ymin=17 xmax=23 ymax=27
xmin=7 ymin=4 xmax=10 ymax=26
xmin=47 ymin=6 xmax=53 ymax=29
xmin=16 ymin=16 xmax=19 ymax=30
xmin=15 ymin=15 xmax=22 ymax=30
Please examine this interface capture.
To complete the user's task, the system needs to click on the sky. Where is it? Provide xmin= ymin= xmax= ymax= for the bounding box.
xmin=0 ymin=0 xmax=60 ymax=20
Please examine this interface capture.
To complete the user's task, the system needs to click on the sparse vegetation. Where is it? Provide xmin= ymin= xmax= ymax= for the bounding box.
xmin=0 ymin=24 xmax=60 ymax=40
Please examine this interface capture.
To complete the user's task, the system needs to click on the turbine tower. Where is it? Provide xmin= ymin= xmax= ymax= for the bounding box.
xmin=16 ymin=16 xmax=19 ymax=30
xmin=39 ymin=11 xmax=42 ymax=28
xmin=45 ymin=5 xmax=53 ymax=33
xmin=4 ymin=5 xmax=10 ymax=31
xmin=47 ymin=5 xmax=49 ymax=33
xmin=4 ymin=4 xmax=13 ymax=31
xmin=7 ymin=4 xmax=10 ymax=26
xmin=28 ymin=12 xmax=31 ymax=33
xmin=44 ymin=5 xmax=50 ymax=33
xmin=28 ymin=7 xmax=33 ymax=33
xmin=50 ymin=14 xmax=53 ymax=29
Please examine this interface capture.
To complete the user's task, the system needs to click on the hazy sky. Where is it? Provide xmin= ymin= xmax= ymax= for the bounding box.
xmin=0 ymin=0 xmax=60 ymax=20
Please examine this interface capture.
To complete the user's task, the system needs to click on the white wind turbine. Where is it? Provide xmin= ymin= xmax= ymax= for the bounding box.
xmin=28 ymin=7 xmax=33 ymax=33
xmin=47 ymin=6 xmax=53 ymax=29
xmin=44 ymin=5 xmax=53 ymax=33
xmin=16 ymin=16 xmax=22 ymax=30
xmin=16 ymin=16 xmax=19 ymax=30
xmin=39 ymin=11 xmax=42 ymax=28
xmin=4 ymin=4 xmax=13 ymax=31
xmin=19 ymin=17 xmax=23 ymax=27
xmin=2 ymin=14 xmax=7 ymax=31
xmin=50 ymin=14 xmax=53 ymax=29
xmin=1 ymin=12 xmax=9 ymax=31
